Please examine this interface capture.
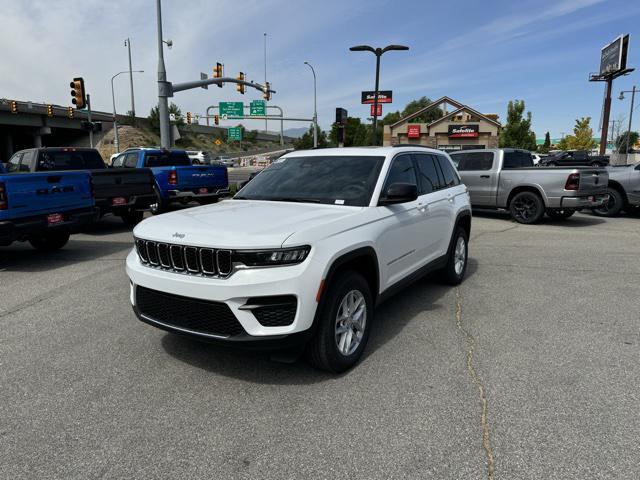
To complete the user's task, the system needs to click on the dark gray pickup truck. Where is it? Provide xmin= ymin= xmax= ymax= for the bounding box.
xmin=592 ymin=162 xmax=640 ymax=216
xmin=450 ymin=149 xmax=609 ymax=224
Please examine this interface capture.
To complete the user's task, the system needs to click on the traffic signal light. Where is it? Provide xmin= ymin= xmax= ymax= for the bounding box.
xmin=10 ymin=101 xmax=17 ymax=114
xmin=186 ymin=112 xmax=192 ymax=124
xmin=70 ymin=77 xmax=86 ymax=109
xmin=67 ymin=107 xmax=74 ymax=119
xmin=213 ymin=62 xmax=224 ymax=88
xmin=236 ymin=72 xmax=245 ymax=94
xmin=214 ymin=114 xmax=220 ymax=125
xmin=263 ymin=82 xmax=271 ymax=101
xmin=47 ymin=104 xmax=53 ymax=117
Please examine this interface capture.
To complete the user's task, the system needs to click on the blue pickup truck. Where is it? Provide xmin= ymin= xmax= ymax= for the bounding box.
xmin=110 ymin=148 xmax=228 ymax=214
xmin=0 ymin=166 xmax=95 ymax=251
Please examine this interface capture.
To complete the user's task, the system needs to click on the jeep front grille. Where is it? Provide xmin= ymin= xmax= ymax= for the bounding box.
xmin=135 ymin=238 xmax=233 ymax=278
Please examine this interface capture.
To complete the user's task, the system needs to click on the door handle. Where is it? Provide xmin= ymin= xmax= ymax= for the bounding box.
xmin=417 ymin=203 xmax=429 ymax=213
xmin=480 ymin=175 xmax=491 ymax=179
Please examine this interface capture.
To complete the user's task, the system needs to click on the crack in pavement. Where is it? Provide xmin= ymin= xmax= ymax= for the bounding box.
xmin=471 ymin=224 xmax=518 ymax=242
xmin=455 ymin=288 xmax=495 ymax=480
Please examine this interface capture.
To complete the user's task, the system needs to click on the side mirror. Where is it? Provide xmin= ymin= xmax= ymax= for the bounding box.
xmin=379 ymin=182 xmax=418 ymax=205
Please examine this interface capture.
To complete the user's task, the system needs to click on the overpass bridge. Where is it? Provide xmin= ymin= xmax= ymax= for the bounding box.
xmin=0 ymin=99 xmax=114 ymax=160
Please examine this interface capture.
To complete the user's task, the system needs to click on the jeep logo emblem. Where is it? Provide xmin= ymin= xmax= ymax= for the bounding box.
xmin=172 ymin=232 xmax=185 ymax=239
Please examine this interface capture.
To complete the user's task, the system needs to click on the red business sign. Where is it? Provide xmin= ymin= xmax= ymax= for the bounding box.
xmin=407 ymin=124 xmax=421 ymax=138
xmin=448 ymin=124 xmax=479 ymax=138
xmin=370 ymin=104 xmax=382 ymax=117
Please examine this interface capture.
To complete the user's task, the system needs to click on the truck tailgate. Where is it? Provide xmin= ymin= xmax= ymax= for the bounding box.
xmin=578 ymin=169 xmax=608 ymax=195
xmin=0 ymin=171 xmax=93 ymax=220
xmin=90 ymin=168 xmax=155 ymax=200
xmin=173 ymin=165 xmax=228 ymax=189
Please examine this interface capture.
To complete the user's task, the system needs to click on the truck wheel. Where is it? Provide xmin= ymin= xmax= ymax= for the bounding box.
xmin=546 ymin=208 xmax=575 ymax=219
xmin=150 ymin=188 xmax=166 ymax=215
xmin=120 ymin=210 xmax=144 ymax=226
xmin=439 ymin=226 xmax=468 ymax=285
xmin=29 ymin=231 xmax=70 ymax=251
xmin=593 ymin=188 xmax=623 ymax=217
xmin=510 ymin=191 xmax=544 ymax=224
xmin=306 ymin=271 xmax=373 ymax=373
xmin=590 ymin=161 xmax=603 ymax=167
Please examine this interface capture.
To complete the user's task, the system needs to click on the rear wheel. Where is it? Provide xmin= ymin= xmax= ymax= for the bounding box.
xmin=546 ymin=208 xmax=575 ymax=219
xmin=510 ymin=191 xmax=545 ymax=224
xmin=593 ymin=188 xmax=623 ymax=217
xmin=29 ymin=231 xmax=70 ymax=251
xmin=590 ymin=161 xmax=603 ymax=167
xmin=149 ymin=187 xmax=166 ymax=215
xmin=439 ymin=226 xmax=469 ymax=285
xmin=306 ymin=271 xmax=373 ymax=373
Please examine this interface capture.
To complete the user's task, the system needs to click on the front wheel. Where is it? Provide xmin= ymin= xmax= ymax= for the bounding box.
xmin=29 ymin=231 xmax=70 ymax=251
xmin=510 ymin=191 xmax=545 ymax=224
xmin=439 ymin=226 xmax=469 ymax=285
xmin=149 ymin=187 xmax=166 ymax=215
xmin=306 ymin=271 xmax=373 ymax=373
xmin=546 ymin=208 xmax=575 ymax=219
xmin=592 ymin=188 xmax=623 ymax=217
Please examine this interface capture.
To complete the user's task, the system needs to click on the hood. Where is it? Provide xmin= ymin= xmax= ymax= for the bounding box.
xmin=133 ymin=199 xmax=363 ymax=249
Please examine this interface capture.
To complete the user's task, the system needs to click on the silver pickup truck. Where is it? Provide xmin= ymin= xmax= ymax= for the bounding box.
xmin=450 ymin=149 xmax=608 ymax=224
xmin=593 ymin=162 xmax=640 ymax=216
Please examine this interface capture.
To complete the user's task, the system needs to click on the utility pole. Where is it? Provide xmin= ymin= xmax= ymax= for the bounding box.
xmin=87 ymin=94 xmax=93 ymax=148
xmin=156 ymin=0 xmax=171 ymax=149
xmin=125 ymin=38 xmax=136 ymax=117
xmin=264 ymin=33 xmax=268 ymax=133
xmin=619 ymin=85 xmax=636 ymax=162
xmin=304 ymin=61 xmax=318 ymax=148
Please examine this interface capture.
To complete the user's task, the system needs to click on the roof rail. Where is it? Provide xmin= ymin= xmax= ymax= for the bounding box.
xmin=392 ymin=144 xmax=432 ymax=148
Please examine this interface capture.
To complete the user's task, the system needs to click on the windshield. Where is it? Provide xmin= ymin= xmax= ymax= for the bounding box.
xmin=38 ymin=150 xmax=105 ymax=170
xmin=236 ymin=155 xmax=385 ymax=206
xmin=145 ymin=152 xmax=191 ymax=167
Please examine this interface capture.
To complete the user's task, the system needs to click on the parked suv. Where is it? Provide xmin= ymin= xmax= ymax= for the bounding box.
xmin=126 ymin=146 xmax=472 ymax=372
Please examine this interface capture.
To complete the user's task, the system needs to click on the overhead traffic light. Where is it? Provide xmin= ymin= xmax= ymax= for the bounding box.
xmin=47 ymin=104 xmax=54 ymax=117
xmin=214 ymin=114 xmax=220 ymax=125
xmin=186 ymin=112 xmax=192 ymax=124
xmin=70 ymin=77 xmax=86 ymax=109
xmin=263 ymin=82 xmax=271 ymax=101
xmin=67 ymin=107 xmax=74 ymax=119
xmin=10 ymin=101 xmax=18 ymax=114
xmin=236 ymin=72 xmax=245 ymax=94
xmin=213 ymin=62 xmax=224 ymax=88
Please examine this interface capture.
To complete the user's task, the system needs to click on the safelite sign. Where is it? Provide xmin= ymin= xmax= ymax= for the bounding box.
xmin=407 ymin=124 xmax=421 ymax=138
xmin=448 ymin=124 xmax=479 ymax=138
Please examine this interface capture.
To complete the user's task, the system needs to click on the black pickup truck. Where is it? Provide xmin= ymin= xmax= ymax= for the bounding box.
xmin=6 ymin=147 xmax=155 ymax=225
xmin=539 ymin=150 xmax=610 ymax=167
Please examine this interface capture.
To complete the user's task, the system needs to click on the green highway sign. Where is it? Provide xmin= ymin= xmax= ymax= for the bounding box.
xmin=250 ymin=100 xmax=266 ymax=116
xmin=228 ymin=127 xmax=242 ymax=141
xmin=219 ymin=101 xmax=244 ymax=117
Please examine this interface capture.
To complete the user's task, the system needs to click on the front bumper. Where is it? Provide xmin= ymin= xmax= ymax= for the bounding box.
xmin=0 ymin=207 xmax=95 ymax=245
xmin=560 ymin=194 xmax=608 ymax=209
xmin=126 ymin=249 xmax=323 ymax=343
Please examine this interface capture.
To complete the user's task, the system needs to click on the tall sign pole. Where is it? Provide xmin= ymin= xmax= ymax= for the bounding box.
xmin=600 ymin=78 xmax=613 ymax=156
xmin=156 ymin=0 xmax=171 ymax=149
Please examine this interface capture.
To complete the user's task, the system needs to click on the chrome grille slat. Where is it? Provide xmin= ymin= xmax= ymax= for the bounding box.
xmin=135 ymin=239 xmax=233 ymax=278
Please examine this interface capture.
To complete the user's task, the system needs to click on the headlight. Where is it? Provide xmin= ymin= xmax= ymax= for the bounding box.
xmin=234 ymin=246 xmax=311 ymax=267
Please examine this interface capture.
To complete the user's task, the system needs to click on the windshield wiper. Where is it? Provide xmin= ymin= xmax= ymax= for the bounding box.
xmin=267 ymin=197 xmax=322 ymax=204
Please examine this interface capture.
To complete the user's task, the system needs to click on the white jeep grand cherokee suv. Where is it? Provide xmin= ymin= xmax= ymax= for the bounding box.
xmin=126 ymin=146 xmax=471 ymax=372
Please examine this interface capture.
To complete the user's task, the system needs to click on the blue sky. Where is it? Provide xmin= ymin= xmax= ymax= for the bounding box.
xmin=1 ymin=0 xmax=639 ymax=138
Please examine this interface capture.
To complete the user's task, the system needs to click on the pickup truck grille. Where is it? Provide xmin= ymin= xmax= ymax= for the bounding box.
xmin=135 ymin=238 xmax=232 ymax=277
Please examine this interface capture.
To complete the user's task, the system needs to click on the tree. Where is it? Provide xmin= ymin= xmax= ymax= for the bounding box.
xmin=558 ymin=117 xmax=597 ymax=151
xmin=499 ymin=100 xmax=537 ymax=150
xmin=294 ymin=124 xmax=328 ymax=149
xmin=148 ymin=103 xmax=184 ymax=130
xmin=537 ymin=131 xmax=551 ymax=153
xmin=615 ymin=131 xmax=639 ymax=153
xmin=329 ymin=117 xmax=369 ymax=146
xmin=400 ymin=96 xmax=443 ymax=123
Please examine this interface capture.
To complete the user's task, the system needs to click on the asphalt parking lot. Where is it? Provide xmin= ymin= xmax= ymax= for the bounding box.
xmin=1 ymin=211 xmax=639 ymax=479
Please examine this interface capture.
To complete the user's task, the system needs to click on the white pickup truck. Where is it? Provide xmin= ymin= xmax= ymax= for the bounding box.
xmin=126 ymin=146 xmax=472 ymax=372
xmin=450 ymin=149 xmax=609 ymax=223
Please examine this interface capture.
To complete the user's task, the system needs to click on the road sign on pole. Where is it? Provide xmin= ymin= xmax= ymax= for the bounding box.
xmin=250 ymin=100 xmax=266 ymax=116
xmin=220 ymin=102 xmax=244 ymax=117
xmin=228 ymin=127 xmax=242 ymax=141
xmin=370 ymin=104 xmax=382 ymax=117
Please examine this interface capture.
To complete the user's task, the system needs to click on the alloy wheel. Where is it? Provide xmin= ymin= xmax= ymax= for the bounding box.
xmin=335 ymin=290 xmax=367 ymax=356
xmin=454 ymin=236 xmax=466 ymax=275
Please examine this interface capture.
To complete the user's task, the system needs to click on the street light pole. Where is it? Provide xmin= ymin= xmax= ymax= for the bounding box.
xmin=156 ymin=0 xmax=171 ymax=149
xmin=264 ymin=32 xmax=268 ymax=133
xmin=304 ymin=61 xmax=318 ymax=148
xmin=619 ymin=85 xmax=636 ymax=163
xmin=111 ymin=70 xmax=144 ymax=154
xmin=349 ymin=44 xmax=409 ymax=145
xmin=125 ymin=38 xmax=136 ymax=118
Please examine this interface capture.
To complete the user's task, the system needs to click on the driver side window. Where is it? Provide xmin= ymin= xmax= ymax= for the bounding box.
xmin=382 ymin=155 xmax=417 ymax=193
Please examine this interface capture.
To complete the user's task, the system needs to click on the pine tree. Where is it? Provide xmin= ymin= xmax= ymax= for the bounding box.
xmin=499 ymin=100 xmax=537 ymax=151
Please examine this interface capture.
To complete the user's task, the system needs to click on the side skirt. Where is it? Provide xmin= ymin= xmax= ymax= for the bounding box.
xmin=376 ymin=255 xmax=447 ymax=306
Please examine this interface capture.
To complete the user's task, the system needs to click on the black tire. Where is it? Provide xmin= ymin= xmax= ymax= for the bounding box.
xmin=546 ymin=208 xmax=575 ymax=219
xmin=306 ymin=271 xmax=373 ymax=373
xmin=149 ymin=187 xmax=166 ymax=215
xmin=440 ymin=226 xmax=469 ymax=285
xmin=120 ymin=209 xmax=144 ymax=226
xmin=546 ymin=161 xmax=558 ymax=166
xmin=29 ymin=230 xmax=70 ymax=251
xmin=509 ymin=191 xmax=545 ymax=224
xmin=593 ymin=188 xmax=623 ymax=217
xmin=590 ymin=162 xmax=602 ymax=167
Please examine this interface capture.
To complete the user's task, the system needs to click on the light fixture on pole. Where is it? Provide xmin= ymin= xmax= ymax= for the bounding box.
xmin=111 ymin=70 xmax=144 ymax=154
xmin=619 ymin=86 xmax=636 ymax=162
xmin=349 ymin=44 xmax=409 ymax=145
xmin=304 ymin=61 xmax=318 ymax=148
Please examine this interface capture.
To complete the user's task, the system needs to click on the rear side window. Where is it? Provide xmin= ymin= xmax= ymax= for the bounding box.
xmin=503 ymin=150 xmax=533 ymax=169
xmin=435 ymin=155 xmax=460 ymax=187
xmin=37 ymin=150 xmax=105 ymax=170
xmin=414 ymin=154 xmax=443 ymax=194
xmin=454 ymin=152 xmax=494 ymax=171
xmin=145 ymin=152 xmax=191 ymax=167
